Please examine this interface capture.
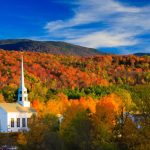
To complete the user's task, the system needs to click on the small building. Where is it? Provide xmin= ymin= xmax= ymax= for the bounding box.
xmin=0 ymin=57 xmax=36 ymax=132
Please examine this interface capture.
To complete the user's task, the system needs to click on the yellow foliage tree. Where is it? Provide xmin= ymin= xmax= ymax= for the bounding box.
xmin=0 ymin=93 xmax=5 ymax=103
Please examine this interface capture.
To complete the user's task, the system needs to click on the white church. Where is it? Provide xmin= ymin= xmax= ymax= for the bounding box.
xmin=0 ymin=57 xmax=36 ymax=132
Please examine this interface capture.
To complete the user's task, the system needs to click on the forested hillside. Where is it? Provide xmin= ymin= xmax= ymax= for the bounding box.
xmin=0 ymin=39 xmax=102 ymax=56
xmin=1 ymin=49 xmax=150 ymax=102
xmin=0 ymin=49 xmax=150 ymax=149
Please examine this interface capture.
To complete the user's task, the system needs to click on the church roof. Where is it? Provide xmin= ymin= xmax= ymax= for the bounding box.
xmin=0 ymin=103 xmax=36 ymax=113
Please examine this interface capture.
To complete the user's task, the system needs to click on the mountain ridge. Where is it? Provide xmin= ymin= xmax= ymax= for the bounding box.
xmin=0 ymin=39 xmax=104 ymax=56
xmin=134 ymin=53 xmax=150 ymax=56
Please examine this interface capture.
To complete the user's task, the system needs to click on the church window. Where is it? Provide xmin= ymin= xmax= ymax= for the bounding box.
xmin=27 ymin=118 xmax=30 ymax=126
xmin=17 ymin=118 xmax=20 ymax=127
xmin=19 ymin=97 xmax=22 ymax=101
xmin=11 ymin=118 xmax=14 ymax=127
xmin=22 ymin=118 xmax=26 ymax=127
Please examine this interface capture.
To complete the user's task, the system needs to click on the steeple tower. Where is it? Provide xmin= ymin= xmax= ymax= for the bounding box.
xmin=17 ymin=56 xmax=30 ymax=107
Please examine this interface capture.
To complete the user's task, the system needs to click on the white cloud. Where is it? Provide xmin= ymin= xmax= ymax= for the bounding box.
xmin=45 ymin=0 xmax=141 ymax=31
xmin=44 ymin=0 xmax=150 ymax=52
xmin=68 ymin=30 xmax=140 ymax=48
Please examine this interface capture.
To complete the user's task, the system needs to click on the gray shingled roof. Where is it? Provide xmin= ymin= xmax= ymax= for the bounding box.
xmin=0 ymin=103 xmax=36 ymax=113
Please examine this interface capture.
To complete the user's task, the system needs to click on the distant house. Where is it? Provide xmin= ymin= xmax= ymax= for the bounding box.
xmin=0 ymin=57 xmax=36 ymax=132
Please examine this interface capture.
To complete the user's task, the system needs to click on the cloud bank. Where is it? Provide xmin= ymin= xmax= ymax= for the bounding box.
xmin=44 ymin=0 xmax=150 ymax=54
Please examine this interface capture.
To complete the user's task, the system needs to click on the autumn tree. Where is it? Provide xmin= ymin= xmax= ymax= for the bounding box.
xmin=17 ymin=114 xmax=61 ymax=150
xmin=91 ymin=94 xmax=119 ymax=150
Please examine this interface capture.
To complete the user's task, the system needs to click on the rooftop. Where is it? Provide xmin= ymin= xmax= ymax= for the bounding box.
xmin=0 ymin=103 xmax=36 ymax=113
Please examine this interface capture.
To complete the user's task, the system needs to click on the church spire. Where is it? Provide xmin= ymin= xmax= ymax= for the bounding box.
xmin=20 ymin=56 xmax=25 ymax=89
xmin=17 ymin=56 xmax=30 ymax=107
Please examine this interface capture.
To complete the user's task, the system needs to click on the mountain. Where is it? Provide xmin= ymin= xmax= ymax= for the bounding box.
xmin=0 ymin=39 xmax=103 ymax=56
xmin=134 ymin=53 xmax=150 ymax=56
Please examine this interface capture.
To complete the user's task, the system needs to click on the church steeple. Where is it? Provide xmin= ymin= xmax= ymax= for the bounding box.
xmin=21 ymin=56 xmax=25 ymax=89
xmin=17 ymin=56 xmax=30 ymax=107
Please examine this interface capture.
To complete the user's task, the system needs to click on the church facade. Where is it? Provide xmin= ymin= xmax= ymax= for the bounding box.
xmin=0 ymin=57 xmax=36 ymax=132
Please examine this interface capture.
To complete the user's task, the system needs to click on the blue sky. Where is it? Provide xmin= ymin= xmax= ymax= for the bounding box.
xmin=0 ymin=0 xmax=150 ymax=54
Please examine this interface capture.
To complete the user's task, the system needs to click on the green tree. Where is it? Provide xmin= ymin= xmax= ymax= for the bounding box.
xmin=2 ymin=85 xmax=18 ymax=102
xmin=60 ymin=108 xmax=92 ymax=150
